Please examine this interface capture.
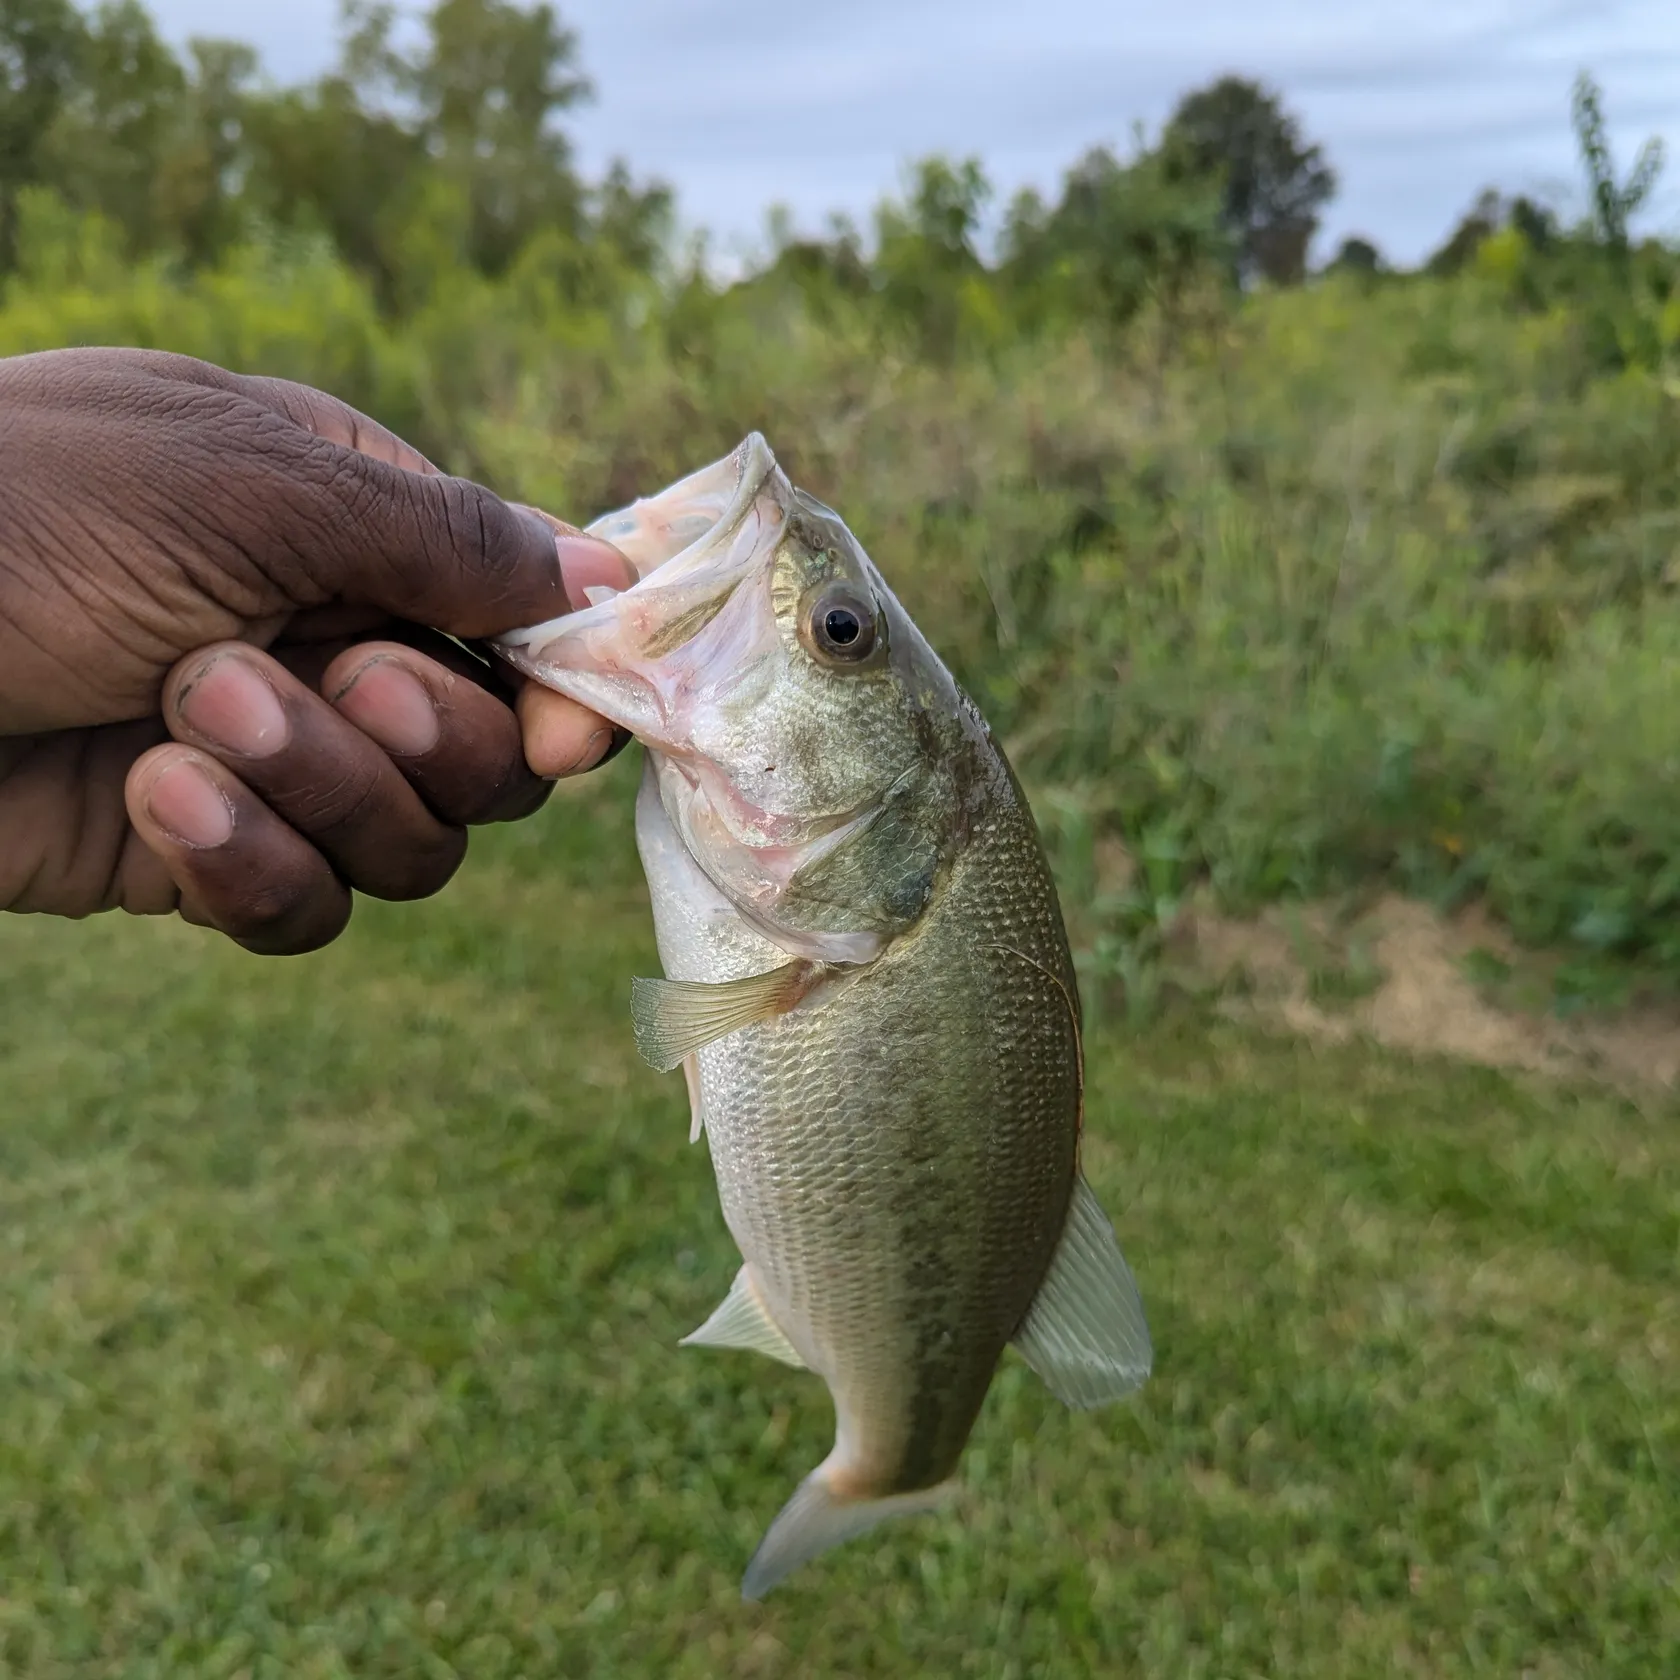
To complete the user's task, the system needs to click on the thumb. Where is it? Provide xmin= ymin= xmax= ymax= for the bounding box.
xmin=294 ymin=446 xmax=630 ymax=636
xmin=157 ymin=358 xmax=634 ymax=634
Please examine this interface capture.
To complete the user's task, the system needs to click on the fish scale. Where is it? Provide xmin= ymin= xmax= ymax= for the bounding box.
xmin=496 ymin=434 xmax=1152 ymax=1598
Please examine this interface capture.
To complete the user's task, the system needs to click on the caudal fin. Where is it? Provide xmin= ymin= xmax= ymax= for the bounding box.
xmin=740 ymin=1469 xmax=957 ymax=1601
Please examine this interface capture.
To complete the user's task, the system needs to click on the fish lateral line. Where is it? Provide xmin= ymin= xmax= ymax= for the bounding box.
xmin=980 ymin=940 xmax=1085 ymax=1109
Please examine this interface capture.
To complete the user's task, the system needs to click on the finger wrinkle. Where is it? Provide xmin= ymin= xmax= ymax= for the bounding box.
xmin=282 ymin=765 xmax=385 ymax=834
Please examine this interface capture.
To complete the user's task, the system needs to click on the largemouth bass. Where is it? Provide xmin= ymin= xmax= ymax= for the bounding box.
xmin=496 ymin=436 xmax=1151 ymax=1598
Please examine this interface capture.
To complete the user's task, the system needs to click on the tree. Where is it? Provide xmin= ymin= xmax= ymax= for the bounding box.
xmin=1426 ymin=188 xmax=1503 ymax=276
xmin=1570 ymin=69 xmax=1663 ymax=257
xmin=590 ymin=157 xmax=673 ymax=276
xmin=1426 ymin=189 xmax=1559 ymax=276
xmin=354 ymin=0 xmax=594 ymax=277
xmin=0 ymin=0 xmax=88 ymax=268
xmin=241 ymin=71 xmax=425 ymax=294
xmin=1160 ymin=75 xmax=1335 ymax=285
xmin=1001 ymin=141 xmax=1230 ymax=331
xmin=36 ymin=0 xmax=187 ymax=256
xmin=1326 ymin=235 xmax=1382 ymax=279
xmin=158 ymin=37 xmax=260 ymax=265
xmin=871 ymin=156 xmax=993 ymax=359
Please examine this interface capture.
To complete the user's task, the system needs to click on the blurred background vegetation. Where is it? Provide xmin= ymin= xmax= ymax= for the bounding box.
xmin=5 ymin=1 xmax=1680 ymax=1007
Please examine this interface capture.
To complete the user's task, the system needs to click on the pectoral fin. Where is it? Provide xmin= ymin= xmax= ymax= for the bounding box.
xmin=629 ymin=962 xmax=814 ymax=1073
xmin=1013 ymin=1174 xmax=1152 ymax=1409
xmin=679 ymin=1266 xmax=808 ymax=1369
xmin=681 ymin=1054 xmax=704 ymax=1143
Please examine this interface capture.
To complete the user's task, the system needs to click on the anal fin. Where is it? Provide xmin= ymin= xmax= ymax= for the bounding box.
xmin=630 ymin=962 xmax=816 ymax=1073
xmin=1013 ymin=1174 xmax=1152 ymax=1409
xmin=679 ymin=1266 xmax=808 ymax=1370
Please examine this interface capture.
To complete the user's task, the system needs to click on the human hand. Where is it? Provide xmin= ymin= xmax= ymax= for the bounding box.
xmin=0 ymin=347 xmax=631 ymax=954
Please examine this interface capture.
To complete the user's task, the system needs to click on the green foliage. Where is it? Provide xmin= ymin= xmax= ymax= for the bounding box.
xmin=1001 ymin=142 xmax=1233 ymax=336
xmin=5 ymin=9 xmax=1680 ymax=995
xmin=1160 ymin=75 xmax=1336 ymax=285
xmin=0 ymin=0 xmax=87 ymax=266
xmin=870 ymin=155 xmax=1000 ymax=361
xmin=1571 ymin=69 xmax=1664 ymax=256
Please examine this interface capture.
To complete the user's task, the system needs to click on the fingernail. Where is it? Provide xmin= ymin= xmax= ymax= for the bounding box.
xmin=556 ymin=534 xmax=637 ymax=611
xmin=554 ymin=725 xmax=633 ymax=777
xmin=332 ymin=658 xmax=440 ymax=757
xmin=145 ymin=759 xmax=234 ymax=848
xmin=177 ymin=655 xmax=288 ymax=758
xmin=513 ymin=505 xmax=636 ymax=611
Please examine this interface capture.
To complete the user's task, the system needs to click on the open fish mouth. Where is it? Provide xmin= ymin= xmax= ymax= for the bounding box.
xmin=496 ymin=433 xmax=784 ymax=658
xmin=492 ymin=435 xmax=860 ymax=859
xmin=491 ymin=435 xmax=789 ymax=754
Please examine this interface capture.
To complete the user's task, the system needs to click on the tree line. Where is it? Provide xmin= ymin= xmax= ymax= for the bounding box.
xmin=0 ymin=0 xmax=1671 ymax=362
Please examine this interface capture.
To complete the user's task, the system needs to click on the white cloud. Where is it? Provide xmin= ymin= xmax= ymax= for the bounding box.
xmin=143 ymin=0 xmax=1680 ymax=266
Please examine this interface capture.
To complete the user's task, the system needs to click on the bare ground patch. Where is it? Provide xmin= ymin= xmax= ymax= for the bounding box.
xmin=1179 ymin=892 xmax=1680 ymax=1100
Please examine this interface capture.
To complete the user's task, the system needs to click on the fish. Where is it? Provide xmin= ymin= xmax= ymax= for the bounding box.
xmin=494 ymin=435 xmax=1152 ymax=1599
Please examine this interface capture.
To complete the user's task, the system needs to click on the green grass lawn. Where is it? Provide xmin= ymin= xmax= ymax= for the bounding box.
xmin=0 ymin=754 xmax=1674 ymax=1678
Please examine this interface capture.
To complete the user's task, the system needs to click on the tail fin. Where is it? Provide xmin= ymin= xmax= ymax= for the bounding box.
xmin=740 ymin=1468 xmax=958 ymax=1601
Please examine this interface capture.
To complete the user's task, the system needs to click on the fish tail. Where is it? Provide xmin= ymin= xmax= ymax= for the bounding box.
xmin=740 ymin=1464 xmax=958 ymax=1601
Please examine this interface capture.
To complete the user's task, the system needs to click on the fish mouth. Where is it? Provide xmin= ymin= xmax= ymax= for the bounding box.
xmin=493 ymin=435 xmax=855 ymax=846
xmin=491 ymin=435 xmax=793 ymax=752
xmin=495 ymin=433 xmax=783 ymax=668
xmin=494 ymin=437 xmax=911 ymax=967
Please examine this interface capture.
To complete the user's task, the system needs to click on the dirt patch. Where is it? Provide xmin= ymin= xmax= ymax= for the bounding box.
xmin=1184 ymin=892 xmax=1680 ymax=1099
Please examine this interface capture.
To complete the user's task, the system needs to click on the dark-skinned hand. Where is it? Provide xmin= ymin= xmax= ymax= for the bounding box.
xmin=0 ymin=347 xmax=634 ymax=955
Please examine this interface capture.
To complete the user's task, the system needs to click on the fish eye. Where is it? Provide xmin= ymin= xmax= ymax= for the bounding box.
xmin=803 ymin=585 xmax=879 ymax=665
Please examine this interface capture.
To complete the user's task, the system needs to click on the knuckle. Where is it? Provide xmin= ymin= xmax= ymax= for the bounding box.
xmin=211 ymin=869 xmax=332 ymax=950
xmin=288 ymin=762 xmax=385 ymax=834
xmin=438 ymin=477 xmax=517 ymax=578
xmin=369 ymin=827 xmax=467 ymax=902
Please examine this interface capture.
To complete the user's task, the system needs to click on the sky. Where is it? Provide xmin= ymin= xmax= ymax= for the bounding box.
xmin=148 ymin=1 xmax=1680 ymax=269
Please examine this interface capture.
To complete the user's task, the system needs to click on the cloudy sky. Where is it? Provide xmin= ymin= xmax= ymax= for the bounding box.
xmin=148 ymin=1 xmax=1679 ymax=267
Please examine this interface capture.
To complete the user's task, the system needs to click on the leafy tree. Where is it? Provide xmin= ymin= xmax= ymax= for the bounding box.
xmin=1570 ymin=69 xmax=1663 ymax=257
xmin=872 ymin=156 xmax=993 ymax=359
xmin=1000 ymin=141 xmax=1230 ymax=333
xmin=590 ymin=157 xmax=674 ymax=277
xmin=1427 ymin=188 xmax=1504 ymax=276
xmin=0 ymin=0 xmax=87 ymax=267
xmin=1327 ymin=235 xmax=1382 ymax=276
xmin=161 ymin=38 xmax=260 ymax=265
xmin=1427 ymin=189 xmax=1559 ymax=277
xmin=350 ymin=0 xmax=592 ymax=277
xmin=35 ymin=0 xmax=185 ymax=255
xmin=1160 ymin=75 xmax=1335 ymax=285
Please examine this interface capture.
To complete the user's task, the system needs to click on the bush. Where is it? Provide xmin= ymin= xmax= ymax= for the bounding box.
xmin=8 ymin=182 xmax=1680 ymax=999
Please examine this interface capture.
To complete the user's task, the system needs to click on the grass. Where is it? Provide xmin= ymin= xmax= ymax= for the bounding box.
xmin=0 ymin=754 xmax=1674 ymax=1677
